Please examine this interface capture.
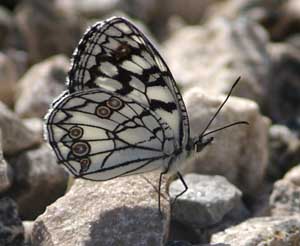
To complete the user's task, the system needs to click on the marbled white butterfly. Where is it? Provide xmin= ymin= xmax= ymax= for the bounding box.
xmin=44 ymin=17 xmax=246 ymax=208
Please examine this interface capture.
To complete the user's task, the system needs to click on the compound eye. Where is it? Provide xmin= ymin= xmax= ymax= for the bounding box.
xmin=69 ymin=126 xmax=83 ymax=139
xmin=106 ymin=97 xmax=123 ymax=110
xmin=95 ymin=105 xmax=111 ymax=118
xmin=71 ymin=141 xmax=90 ymax=157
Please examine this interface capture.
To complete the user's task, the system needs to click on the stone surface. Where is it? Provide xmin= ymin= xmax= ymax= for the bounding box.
xmin=270 ymin=179 xmax=300 ymax=216
xmin=23 ymin=117 xmax=44 ymax=141
xmin=266 ymin=43 xmax=300 ymax=128
xmin=267 ymin=124 xmax=300 ymax=180
xmin=169 ymin=174 xmax=244 ymax=228
xmin=0 ymin=129 xmax=12 ymax=192
xmin=15 ymin=0 xmax=83 ymax=63
xmin=0 ymin=197 xmax=24 ymax=246
xmin=15 ymin=55 xmax=68 ymax=118
xmin=182 ymin=88 xmax=269 ymax=195
xmin=284 ymin=165 xmax=300 ymax=186
xmin=163 ymin=17 xmax=272 ymax=107
xmin=0 ymin=6 xmax=14 ymax=49
xmin=211 ymin=216 xmax=300 ymax=245
xmin=0 ymin=101 xmax=41 ymax=155
xmin=0 ymin=52 xmax=18 ymax=107
xmin=31 ymin=172 xmax=170 ymax=246
xmin=6 ymin=144 xmax=69 ymax=220
xmin=23 ymin=221 xmax=33 ymax=246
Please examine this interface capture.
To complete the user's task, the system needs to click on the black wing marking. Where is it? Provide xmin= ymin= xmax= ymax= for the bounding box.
xmin=67 ymin=16 xmax=190 ymax=150
xmin=45 ymin=88 xmax=177 ymax=181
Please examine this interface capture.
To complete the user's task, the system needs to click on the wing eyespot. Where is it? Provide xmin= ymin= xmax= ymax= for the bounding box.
xmin=79 ymin=158 xmax=91 ymax=173
xmin=69 ymin=126 xmax=84 ymax=139
xmin=114 ymin=42 xmax=131 ymax=61
xmin=71 ymin=141 xmax=90 ymax=157
xmin=95 ymin=105 xmax=112 ymax=118
xmin=106 ymin=97 xmax=123 ymax=110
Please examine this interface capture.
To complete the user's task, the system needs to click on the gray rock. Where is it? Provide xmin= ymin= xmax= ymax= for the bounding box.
xmin=270 ymin=179 xmax=300 ymax=216
xmin=0 ymin=52 xmax=18 ymax=107
xmin=0 ymin=101 xmax=41 ymax=155
xmin=23 ymin=221 xmax=33 ymax=246
xmin=182 ymin=89 xmax=269 ymax=195
xmin=0 ymin=197 xmax=24 ymax=246
xmin=0 ymin=129 xmax=12 ymax=192
xmin=211 ymin=216 xmax=300 ymax=245
xmin=15 ymin=55 xmax=69 ymax=118
xmin=6 ymin=144 xmax=69 ymax=220
xmin=31 ymin=172 xmax=170 ymax=246
xmin=267 ymin=43 xmax=300 ymax=128
xmin=169 ymin=174 xmax=244 ymax=228
xmin=0 ymin=6 xmax=15 ymax=48
xmin=284 ymin=165 xmax=300 ymax=186
xmin=267 ymin=124 xmax=300 ymax=180
xmin=15 ymin=0 xmax=83 ymax=63
xmin=163 ymin=17 xmax=272 ymax=107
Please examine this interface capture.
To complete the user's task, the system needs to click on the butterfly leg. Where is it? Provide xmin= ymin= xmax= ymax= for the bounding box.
xmin=171 ymin=172 xmax=188 ymax=206
xmin=158 ymin=165 xmax=170 ymax=216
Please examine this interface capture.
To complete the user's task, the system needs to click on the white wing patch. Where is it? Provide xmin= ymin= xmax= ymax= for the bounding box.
xmin=45 ymin=89 xmax=176 ymax=181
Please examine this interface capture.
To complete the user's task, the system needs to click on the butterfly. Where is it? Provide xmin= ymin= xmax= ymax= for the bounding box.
xmin=44 ymin=16 xmax=245 ymax=210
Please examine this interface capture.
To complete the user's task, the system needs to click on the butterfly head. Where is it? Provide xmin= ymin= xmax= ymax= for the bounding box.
xmin=188 ymin=136 xmax=214 ymax=154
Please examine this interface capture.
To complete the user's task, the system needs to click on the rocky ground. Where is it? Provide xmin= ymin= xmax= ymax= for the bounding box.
xmin=0 ymin=0 xmax=300 ymax=246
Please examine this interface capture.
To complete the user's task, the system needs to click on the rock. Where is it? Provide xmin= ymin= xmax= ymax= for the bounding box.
xmin=31 ymin=172 xmax=170 ymax=246
xmin=0 ymin=6 xmax=14 ymax=49
xmin=169 ymin=174 xmax=244 ymax=228
xmin=182 ymin=88 xmax=269 ymax=195
xmin=23 ymin=117 xmax=44 ymax=140
xmin=266 ymin=43 xmax=300 ymax=128
xmin=0 ymin=197 xmax=24 ymax=246
xmin=69 ymin=0 xmax=121 ymax=18
xmin=0 ymin=101 xmax=41 ymax=155
xmin=0 ymin=129 xmax=12 ymax=192
xmin=6 ymin=144 xmax=69 ymax=220
xmin=284 ymin=165 xmax=300 ymax=186
xmin=270 ymin=179 xmax=300 ymax=216
xmin=23 ymin=221 xmax=33 ymax=246
xmin=211 ymin=216 xmax=300 ymax=245
xmin=0 ymin=52 xmax=18 ymax=107
xmin=267 ymin=124 xmax=300 ymax=180
xmin=163 ymin=17 xmax=272 ymax=107
xmin=15 ymin=0 xmax=83 ymax=63
xmin=15 ymin=55 xmax=69 ymax=118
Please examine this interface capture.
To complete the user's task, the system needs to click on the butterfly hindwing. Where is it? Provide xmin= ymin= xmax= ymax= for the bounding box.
xmin=45 ymin=89 xmax=177 ymax=181
xmin=68 ymin=16 xmax=190 ymax=150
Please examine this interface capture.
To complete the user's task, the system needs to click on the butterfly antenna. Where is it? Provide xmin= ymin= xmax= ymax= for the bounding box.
xmin=201 ymin=121 xmax=249 ymax=138
xmin=198 ymin=76 xmax=242 ymax=140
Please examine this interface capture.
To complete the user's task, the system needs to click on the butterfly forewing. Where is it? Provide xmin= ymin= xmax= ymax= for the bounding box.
xmin=45 ymin=89 xmax=177 ymax=181
xmin=68 ymin=16 xmax=190 ymax=150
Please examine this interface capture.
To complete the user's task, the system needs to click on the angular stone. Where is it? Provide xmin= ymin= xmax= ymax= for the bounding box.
xmin=31 ymin=172 xmax=170 ymax=246
xmin=15 ymin=0 xmax=83 ymax=63
xmin=284 ymin=165 xmax=300 ymax=186
xmin=0 ymin=101 xmax=41 ymax=155
xmin=0 ymin=52 xmax=18 ymax=107
xmin=0 ymin=197 xmax=24 ymax=246
xmin=267 ymin=43 xmax=300 ymax=128
xmin=267 ymin=124 xmax=300 ymax=180
xmin=270 ymin=179 xmax=300 ymax=216
xmin=182 ymin=89 xmax=269 ymax=195
xmin=169 ymin=174 xmax=245 ymax=228
xmin=211 ymin=216 xmax=300 ymax=245
xmin=163 ymin=17 xmax=272 ymax=106
xmin=6 ymin=144 xmax=69 ymax=220
xmin=0 ymin=129 xmax=12 ymax=192
xmin=15 ymin=55 xmax=68 ymax=118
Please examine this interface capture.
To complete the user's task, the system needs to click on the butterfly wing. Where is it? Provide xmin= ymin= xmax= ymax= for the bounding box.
xmin=67 ymin=16 xmax=190 ymax=151
xmin=45 ymin=89 xmax=177 ymax=181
